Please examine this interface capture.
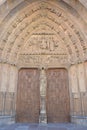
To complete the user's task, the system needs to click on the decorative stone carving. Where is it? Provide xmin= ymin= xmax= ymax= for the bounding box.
xmin=16 ymin=30 xmax=68 ymax=66
xmin=18 ymin=55 xmax=68 ymax=67
xmin=20 ymin=34 xmax=67 ymax=55
xmin=0 ymin=0 xmax=87 ymax=65
xmin=39 ymin=68 xmax=47 ymax=123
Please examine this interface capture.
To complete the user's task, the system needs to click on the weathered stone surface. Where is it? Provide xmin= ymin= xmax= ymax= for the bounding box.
xmin=69 ymin=63 xmax=87 ymax=121
xmin=0 ymin=63 xmax=18 ymax=118
xmin=1 ymin=123 xmax=87 ymax=130
xmin=0 ymin=0 xmax=87 ymax=126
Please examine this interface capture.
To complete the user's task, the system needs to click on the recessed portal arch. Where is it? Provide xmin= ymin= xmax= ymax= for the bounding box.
xmin=0 ymin=0 xmax=87 ymax=125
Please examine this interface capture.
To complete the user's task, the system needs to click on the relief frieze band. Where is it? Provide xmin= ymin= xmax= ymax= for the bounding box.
xmin=18 ymin=55 xmax=68 ymax=66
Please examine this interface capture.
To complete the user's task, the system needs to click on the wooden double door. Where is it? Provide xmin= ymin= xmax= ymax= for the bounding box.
xmin=16 ymin=68 xmax=70 ymax=123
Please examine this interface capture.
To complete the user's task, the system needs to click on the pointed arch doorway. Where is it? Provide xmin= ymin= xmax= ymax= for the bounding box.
xmin=16 ymin=68 xmax=70 ymax=123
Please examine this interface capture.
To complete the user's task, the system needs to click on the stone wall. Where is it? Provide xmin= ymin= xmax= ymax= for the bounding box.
xmin=69 ymin=62 xmax=87 ymax=125
xmin=0 ymin=63 xmax=18 ymax=125
xmin=1 ymin=62 xmax=87 ymax=125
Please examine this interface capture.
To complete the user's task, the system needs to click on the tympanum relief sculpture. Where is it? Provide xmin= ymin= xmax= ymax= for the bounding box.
xmin=18 ymin=32 xmax=68 ymax=67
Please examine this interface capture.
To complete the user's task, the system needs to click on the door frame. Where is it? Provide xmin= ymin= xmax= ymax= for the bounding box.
xmin=15 ymin=67 xmax=71 ymax=123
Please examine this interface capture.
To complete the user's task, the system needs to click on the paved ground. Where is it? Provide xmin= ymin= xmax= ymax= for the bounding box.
xmin=0 ymin=123 xmax=87 ymax=130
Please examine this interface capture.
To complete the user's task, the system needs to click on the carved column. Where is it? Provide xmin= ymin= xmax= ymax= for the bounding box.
xmin=39 ymin=68 xmax=47 ymax=124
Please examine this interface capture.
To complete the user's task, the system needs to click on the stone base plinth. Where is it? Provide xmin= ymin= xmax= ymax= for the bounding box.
xmin=0 ymin=116 xmax=15 ymax=126
xmin=39 ymin=113 xmax=47 ymax=124
xmin=71 ymin=116 xmax=87 ymax=126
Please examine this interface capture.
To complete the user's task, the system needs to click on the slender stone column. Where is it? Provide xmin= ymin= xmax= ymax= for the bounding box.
xmin=39 ymin=68 xmax=47 ymax=124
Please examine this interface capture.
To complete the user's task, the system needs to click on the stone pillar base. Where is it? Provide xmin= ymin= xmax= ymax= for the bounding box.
xmin=39 ymin=113 xmax=47 ymax=124
xmin=71 ymin=116 xmax=87 ymax=126
xmin=0 ymin=116 xmax=15 ymax=126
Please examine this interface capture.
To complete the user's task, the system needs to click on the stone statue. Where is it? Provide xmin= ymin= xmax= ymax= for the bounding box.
xmin=39 ymin=68 xmax=47 ymax=124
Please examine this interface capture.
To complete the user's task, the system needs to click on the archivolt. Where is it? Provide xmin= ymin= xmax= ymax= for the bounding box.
xmin=0 ymin=0 xmax=87 ymax=66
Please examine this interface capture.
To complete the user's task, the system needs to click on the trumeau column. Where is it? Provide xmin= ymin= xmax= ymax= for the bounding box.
xmin=39 ymin=68 xmax=47 ymax=124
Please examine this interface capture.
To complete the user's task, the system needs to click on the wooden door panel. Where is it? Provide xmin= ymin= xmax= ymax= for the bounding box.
xmin=46 ymin=69 xmax=70 ymax=123
xmin=16 ymin=69 xmax=40 ymax=123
